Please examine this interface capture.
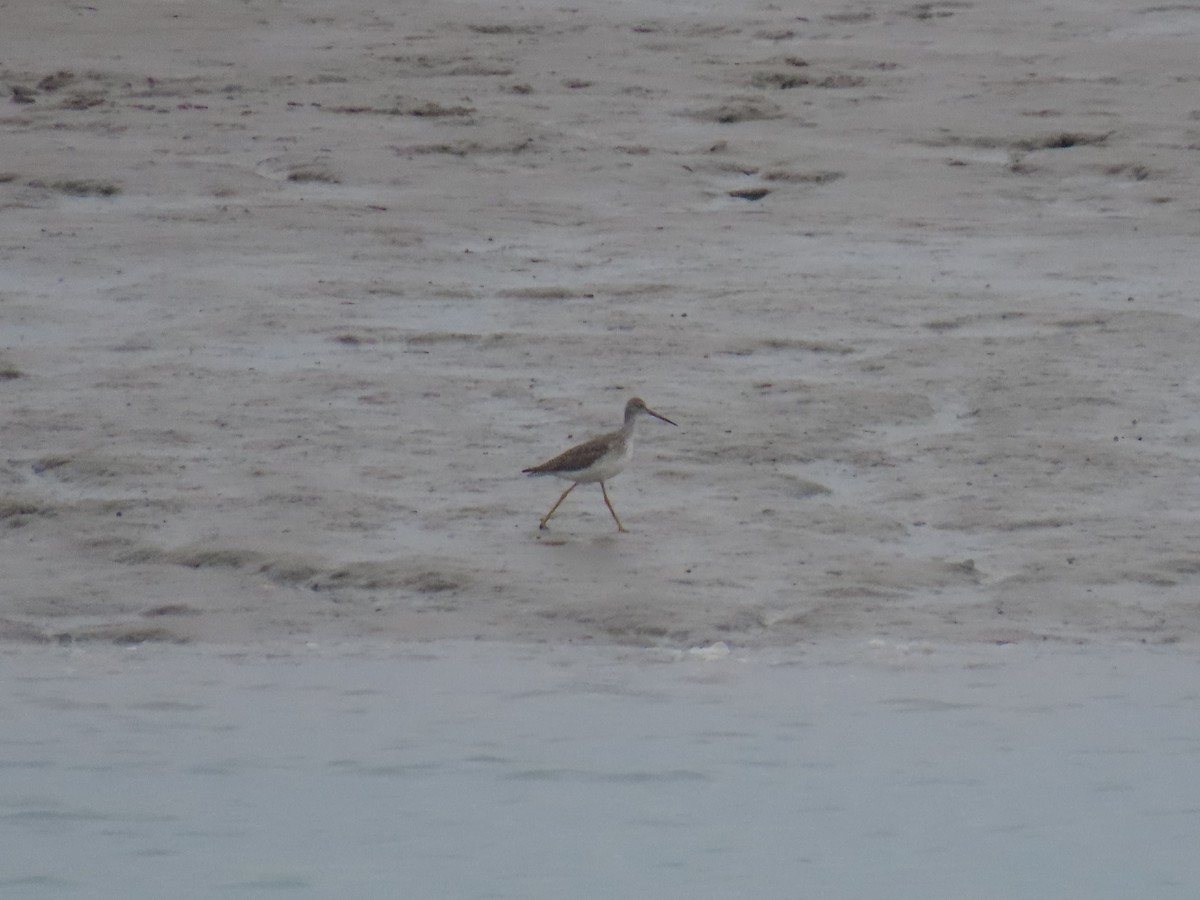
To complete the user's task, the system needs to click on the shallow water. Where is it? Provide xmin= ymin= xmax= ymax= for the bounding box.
xmin=2 ymin=639 xmax=1198 ymax=898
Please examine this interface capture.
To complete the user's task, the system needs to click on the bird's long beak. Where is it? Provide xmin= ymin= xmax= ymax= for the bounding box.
xmin=646 ymin=407 xmax=677 ymax=427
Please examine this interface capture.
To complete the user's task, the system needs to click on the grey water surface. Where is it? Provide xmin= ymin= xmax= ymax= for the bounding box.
xmin=2 ymin=639 xmax=1197 ymax=899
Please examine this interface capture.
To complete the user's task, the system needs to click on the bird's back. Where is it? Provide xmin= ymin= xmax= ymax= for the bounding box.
xmin=522 ymin=427 xmax=629 ymax=482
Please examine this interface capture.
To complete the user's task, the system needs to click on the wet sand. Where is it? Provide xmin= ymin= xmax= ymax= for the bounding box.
xmin=3 ymin=0 xmax=1199 ymax=651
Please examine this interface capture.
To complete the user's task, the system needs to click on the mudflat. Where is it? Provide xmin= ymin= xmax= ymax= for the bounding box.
xmin=2 ymin=0 xmax=1198 ymax=650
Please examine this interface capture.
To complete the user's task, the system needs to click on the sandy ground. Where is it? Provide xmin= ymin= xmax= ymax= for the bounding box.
xmin=3 ymin=0 xmax=1200 ymax=650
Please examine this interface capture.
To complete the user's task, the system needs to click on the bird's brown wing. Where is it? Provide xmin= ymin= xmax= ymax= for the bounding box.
xmin=522 ymin=431 xmax=615 ymax=475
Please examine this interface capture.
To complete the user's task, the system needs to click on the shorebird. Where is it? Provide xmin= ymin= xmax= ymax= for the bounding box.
xmin=522 ymin=397 xmax=677 ymax=532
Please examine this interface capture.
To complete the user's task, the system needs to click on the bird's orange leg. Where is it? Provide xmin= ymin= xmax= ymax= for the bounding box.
xmin=600 ymin=481 xmax=628 ymax=533
xmin=538 ymin=483 xmax=577 ymax=530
